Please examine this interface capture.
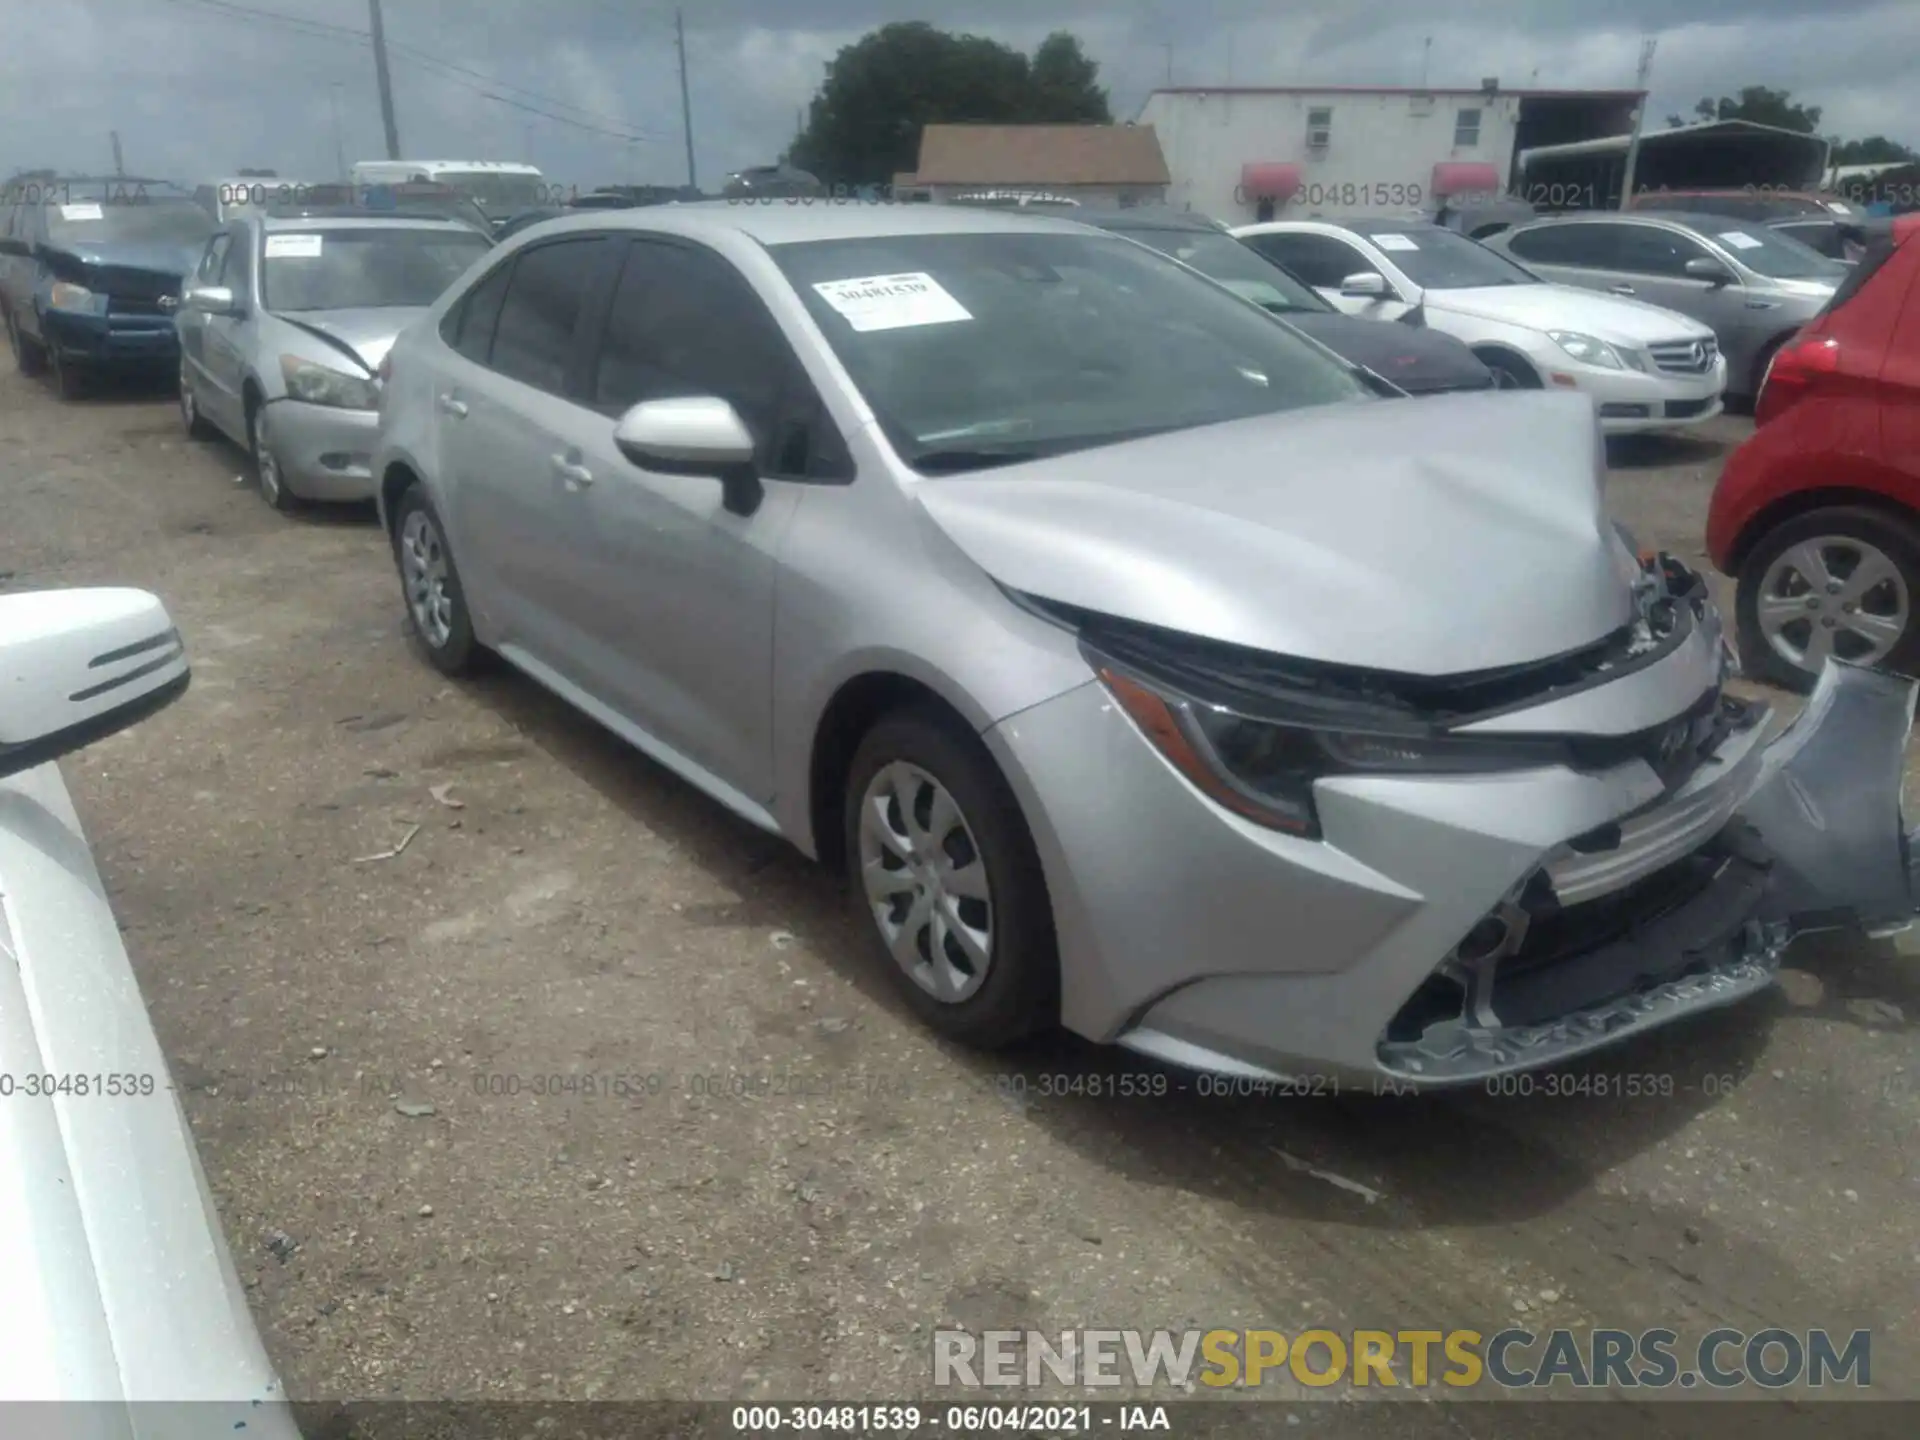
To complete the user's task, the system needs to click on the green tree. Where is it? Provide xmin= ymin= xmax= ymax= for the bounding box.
xmin=1829 ymin=135 xmax=1917 ymax=165
xmin=789 ymin=22 xmax=1112 ymax=186
xmin=1028 ymin=31 xmax=1111 ymax=122
xmin=1684 ymin=85 xmax=1822 ymax=133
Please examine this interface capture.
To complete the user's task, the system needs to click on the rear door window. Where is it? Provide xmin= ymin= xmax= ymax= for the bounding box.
xmin=485 ymin=237 xmax=604 ymax=394
xmin=1243 ymin=231 xmax=1379 ymax=288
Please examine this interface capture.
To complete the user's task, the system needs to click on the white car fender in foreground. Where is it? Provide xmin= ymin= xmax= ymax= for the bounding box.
xmin=0 ymin=588 xmax=300 ymax=1436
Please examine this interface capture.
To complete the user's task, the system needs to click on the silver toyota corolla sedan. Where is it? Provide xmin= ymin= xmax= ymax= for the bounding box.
xmin=176 ymin=206 xmax=491 ymax=511
xmin=372 ymin=203 xmax=1920 ymax=1089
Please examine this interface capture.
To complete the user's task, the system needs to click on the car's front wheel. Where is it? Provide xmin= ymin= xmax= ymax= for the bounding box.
xmin=179 ymin=360 xmax=216 ymax=440
xmin=843 ymin=707 xmax=1058 ymax=1048
xmin=4 ymin=304 xmax=46 ymax=376
xmin=250 ymin=403 xmax=299 ymax=512
xmin=1735 ymin=505 xmax=1920 ymax=692
xmin=391 ymin=484 xmax=482 ymax=675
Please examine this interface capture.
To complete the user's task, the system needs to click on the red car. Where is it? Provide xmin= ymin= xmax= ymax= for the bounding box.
xmin=1705 ymin=214 xmax=1920 ymax=691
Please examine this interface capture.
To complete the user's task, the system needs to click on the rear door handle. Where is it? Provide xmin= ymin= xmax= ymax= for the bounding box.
xmin=437 ymin=394 xmax=468 ymax=417
xmin=552 ymin=455 xmax=594 ymax=488
xmin=1744 ymin=299 xmax=1781 ymax=310
xmin=1608 ymin=283 xmax=1636 ymax=295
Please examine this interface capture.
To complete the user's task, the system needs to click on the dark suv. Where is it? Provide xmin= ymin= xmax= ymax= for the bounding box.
xmin=0 ymin=177 xmax=215 ymax=397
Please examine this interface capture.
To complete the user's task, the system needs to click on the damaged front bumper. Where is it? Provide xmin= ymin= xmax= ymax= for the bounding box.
xmin=1371 ymin=658 xmax=1919 ymax=1085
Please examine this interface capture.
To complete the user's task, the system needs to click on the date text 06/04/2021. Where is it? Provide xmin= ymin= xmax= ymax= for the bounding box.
xmin=728 ymin=1404 xmax=1173 ymax=1434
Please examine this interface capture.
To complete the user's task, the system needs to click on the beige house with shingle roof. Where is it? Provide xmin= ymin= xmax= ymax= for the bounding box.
xmin=893 ymin=123 xmax=1171 ymax=206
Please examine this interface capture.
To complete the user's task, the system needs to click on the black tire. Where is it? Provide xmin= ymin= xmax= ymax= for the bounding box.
xmin=842 ymin=706 xmax=1059 ymax=1049
xmin=248 ymin=400 xmax=301 ymax=512
xmin=179 ymin=359 xmax=217 ymax=440
xmin=1478 ymin=351 xmax=1540 ymax=390
xmin=1734 ymin=505 xmax=1920 ymax=693
xmin=390 ymin=483 xmax=483 ymax=676
xmin=1746 ymin=333 xmax=1791 ymax=407
xmin=5 ymin=305 xmax=46 ymax=376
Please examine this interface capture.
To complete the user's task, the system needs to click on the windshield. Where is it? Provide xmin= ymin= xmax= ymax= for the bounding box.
xmin=1709 ymin=222 xmax=1849 ymax=281
xmin=45 ymin=196 xmax=215 ymax=248
xmin=433 ymin=171 xmax=547 ymax=213
xmin=1108 ymin=227 xmax=1331 ymax=314
xmin=262 ymin=227 xmax=490 ymax=311
xmin=770 ymin=230 xmax=1370 ymax=471
xmin=1357 ymin=225 xmax=1539 ymax=289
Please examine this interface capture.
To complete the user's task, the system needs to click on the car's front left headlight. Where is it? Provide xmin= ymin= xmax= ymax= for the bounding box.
xmin=1091 ymin=657 xmax=1566 ymax=840
xmin=45 ymin=281 xmax=106 ymax=314
xmin=280 ymin=354 xmax=379 ymax=410
xmin=1548 ymin=330 xmax=1633 ymax=370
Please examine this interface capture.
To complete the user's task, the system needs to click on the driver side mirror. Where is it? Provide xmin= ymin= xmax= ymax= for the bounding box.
xmin=183 ymin=284 xmax=241 ymax=316
xmin=1684 ymin=257 xmax=1734 ymax=287
xmin=0 ymin=588 xmax=189 ymax=782
xmin=1340 ymin=271 xmax=1390 ymax=299
xmin=612 ymin=396 xmax=764 ymax=517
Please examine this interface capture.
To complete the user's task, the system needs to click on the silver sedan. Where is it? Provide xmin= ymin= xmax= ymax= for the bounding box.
xmin=176 ymin=209 xmax=491 ymax=511
xmin=371 ymin=203 xmax=1920 ymax=1089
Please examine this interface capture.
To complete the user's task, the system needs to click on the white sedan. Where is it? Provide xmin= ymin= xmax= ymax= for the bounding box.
xmin=0 ymin=588 xmax=301 ymax=1436
xmin=1233 ymin=216 xmax=1728 ymax=434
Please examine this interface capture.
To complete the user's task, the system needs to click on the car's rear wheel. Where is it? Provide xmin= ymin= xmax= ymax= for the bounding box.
xmin=843 ymin=707 xmax=1058 ymax=1049
xmin=250 ymin=402 xmax=299 ymax=512
xmin=179 ymin=360 xmax=216 ymax=440
xmin=1735 ymin=505 xmax=1920 ymax=692
xmin=5 ymin=305 xmax=46 ymax=376
xmin=392 ymin=484 xmax=482 ymax=675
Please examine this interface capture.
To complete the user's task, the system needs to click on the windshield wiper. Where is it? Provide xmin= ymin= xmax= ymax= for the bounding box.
xmin=911 ymin=446 xmax=1047 ymax=474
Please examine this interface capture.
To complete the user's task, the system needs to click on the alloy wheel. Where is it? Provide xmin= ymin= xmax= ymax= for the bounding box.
xmin=856 ymin=760 xmax=995 ymax=1004
xmin=399 ymin=508 xmax=456 ymax=649
xmin=252 ymin=409 xmax=284 ymax=506
xmin=1756 ymin=535 xmax=1910 ymax=672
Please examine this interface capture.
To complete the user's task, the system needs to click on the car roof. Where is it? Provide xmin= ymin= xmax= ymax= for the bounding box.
xmin=1074 ymin=207 xmax=1227 ymax=233
xmin=256 ymin=209 xmax=484 ymax=231
xmin=504 ymin=202 xmax=1096 ymax=246
xmin=1277 ymin=214 xmax=1439 ymax=234
xmin=1517 ymin=209 xmax=1775 ymax=233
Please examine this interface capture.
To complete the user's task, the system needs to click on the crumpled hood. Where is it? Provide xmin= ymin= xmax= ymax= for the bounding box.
xmin=1429 ymin=283 xmax=1715 ymax=344
xmin=264 ymin=306 xmax=426 ymax=373
xmin=915 ymin=389 xmax=1636 ymax=676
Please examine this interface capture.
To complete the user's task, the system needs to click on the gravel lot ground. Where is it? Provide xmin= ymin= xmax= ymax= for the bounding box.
xmin=3 ymin=370 xmax=1916 ymax=1438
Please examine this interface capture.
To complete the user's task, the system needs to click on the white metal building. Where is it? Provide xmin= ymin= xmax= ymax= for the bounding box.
xmin=1136 ymin=84 xmax=1644 ymax=224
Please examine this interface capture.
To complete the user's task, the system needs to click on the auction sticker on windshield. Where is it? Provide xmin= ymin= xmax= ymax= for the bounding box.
xmin=812 ymin=272 xmax=972 ymax=332
xmin=1373 ymin=233 xmax=1420 ymax=251
xmin=1718 ymin=231 xmax=1764 ymax=250
xmin=265 ymin=234 xmax=324 ymax=259
xmin=59 ymin=203 xmax=105 ymax=221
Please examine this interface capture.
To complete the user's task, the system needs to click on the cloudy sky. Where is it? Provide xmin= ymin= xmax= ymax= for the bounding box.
xmin=1 ymin=0 xmax=1912 ymax=189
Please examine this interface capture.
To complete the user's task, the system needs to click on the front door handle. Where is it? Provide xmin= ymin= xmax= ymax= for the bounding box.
xmin=1744 ymin=299 xmax=1781 ymax=310
xmin=552 ymin=455 xmax=594 ymax=488
xmin=437 ymin=394 xmax=468 ymax=417
xmin=1608 ymin=283 xmax=1636 ymax=295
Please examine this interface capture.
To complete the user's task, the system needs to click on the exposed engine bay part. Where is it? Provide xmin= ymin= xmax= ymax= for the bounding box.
xmin=1378 ymin=659 xmax=1920 ymax=1084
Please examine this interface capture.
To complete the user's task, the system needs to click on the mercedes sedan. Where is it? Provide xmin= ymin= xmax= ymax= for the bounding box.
xmin=370 ymin=203 xmax=1919 ymax=1088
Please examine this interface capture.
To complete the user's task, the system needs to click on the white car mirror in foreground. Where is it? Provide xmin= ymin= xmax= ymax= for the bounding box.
xmin=0 ymin=588 xmax=189 ymax=781
xmin=612 ymin=395 xmax=764 ymax=517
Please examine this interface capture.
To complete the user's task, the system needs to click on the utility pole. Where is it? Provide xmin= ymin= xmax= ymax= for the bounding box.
xmin=675 ymin=7 xmax=696 ymax=190
xmin=1420 ymin=37 xmax=1432 ymax=89
xmin=368 ymin=0 xmax=402 ymax=160
xmin=1160 ymin=43 xmax=1173 ymax=86
xmin=1617 ymin=37 xmax=1657 ymax=208
xmin=329 ymin=83 xmax=347 ymax=180
xmin=110 ymin=130 xmax=124 ymax=176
